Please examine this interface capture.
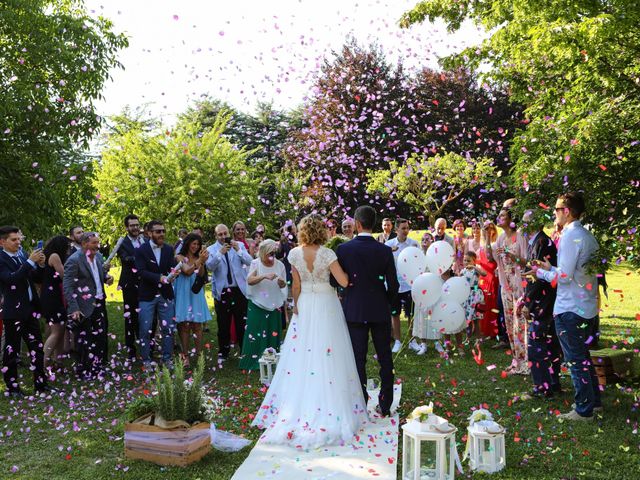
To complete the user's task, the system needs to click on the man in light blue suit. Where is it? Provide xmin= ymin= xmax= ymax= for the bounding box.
xmin=206 ymin=224 xmax=252 ymax=359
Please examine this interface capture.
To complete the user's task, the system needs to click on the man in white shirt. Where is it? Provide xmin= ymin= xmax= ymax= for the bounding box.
xmin=385 ymin=218 xmax=419 ymax=353
xmin=206 ymin=224 xmax=253 ymax=359
xmin=68 ymin=225 xmax=84 ymax=255
xmin=116 ymin=214 xmax=145 ymax=360
xmin=63 ymin=232 xmax=114 ymax=378
xmin=341 ymin=218 xmax=355 ymax=240
xmin=534 ymin=192 xmax=602 ymax=420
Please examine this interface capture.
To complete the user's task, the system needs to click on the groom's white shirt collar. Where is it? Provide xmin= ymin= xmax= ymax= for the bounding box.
xmin=357 ymin=232 xmax=373 ymax=237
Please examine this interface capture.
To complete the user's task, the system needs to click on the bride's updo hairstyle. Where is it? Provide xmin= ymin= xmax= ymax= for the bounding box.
xmin=297 ymin=214 xmax=328 ymax=246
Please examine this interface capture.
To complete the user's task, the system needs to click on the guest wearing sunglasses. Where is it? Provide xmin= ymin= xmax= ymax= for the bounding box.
xmin=135 ymin=220 xmax=178 ymax=369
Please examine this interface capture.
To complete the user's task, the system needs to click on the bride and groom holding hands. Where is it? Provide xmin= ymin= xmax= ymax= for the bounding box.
xmin=251 ymin=206 xmax=400 ymax=449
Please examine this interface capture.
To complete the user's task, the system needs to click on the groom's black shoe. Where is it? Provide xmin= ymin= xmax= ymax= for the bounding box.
xmin=375 ymin=405 xmax=391 ymax=417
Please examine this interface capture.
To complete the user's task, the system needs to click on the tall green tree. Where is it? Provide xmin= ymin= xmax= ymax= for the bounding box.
xmin=179 ymin=98 xmax=305 ymax=230
xmin=0 ymin=0 xmax=128 ymax=238
xmin=401 ymin=0 xmax=640 ymax=265
xmin=89 ymin=112 xmax=260 ymax=244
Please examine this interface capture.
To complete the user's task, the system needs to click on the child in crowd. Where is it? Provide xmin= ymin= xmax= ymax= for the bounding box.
xmin=440 ymin=268 xmax=466 ymax=355
xmin=460 ymin=251 xmax=486 ymax=342
xmin=409 ymin=231 xmax=438 ymax=356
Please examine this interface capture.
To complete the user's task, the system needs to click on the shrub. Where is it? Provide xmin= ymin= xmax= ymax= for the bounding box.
xmin=155 ymin=355 xmax=208 ymax=424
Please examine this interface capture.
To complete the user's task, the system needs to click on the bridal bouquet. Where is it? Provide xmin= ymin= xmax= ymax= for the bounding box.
xmin=407 ymin=402 xmax=434 ymax=423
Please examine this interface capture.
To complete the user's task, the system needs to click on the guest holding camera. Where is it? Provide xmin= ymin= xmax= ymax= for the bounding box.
xmin=0 ymin=226 xmax=48 ymax=396
xmin=206 ymin=224 xmax=252 ymax=359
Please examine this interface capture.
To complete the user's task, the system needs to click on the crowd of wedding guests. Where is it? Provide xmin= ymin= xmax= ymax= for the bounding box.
xmin=0 ymin=192 xmax=604 ymax=420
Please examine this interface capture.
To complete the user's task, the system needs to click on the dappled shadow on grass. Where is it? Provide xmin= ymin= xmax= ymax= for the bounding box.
xmin=2 ymin=293 xmax=640 ymax=479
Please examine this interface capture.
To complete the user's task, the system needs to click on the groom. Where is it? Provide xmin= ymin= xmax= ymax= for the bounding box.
xmin=336 ymin=206 xmax=400 ymax=416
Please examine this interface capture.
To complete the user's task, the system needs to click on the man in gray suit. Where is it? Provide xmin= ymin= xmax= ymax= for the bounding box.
xmin=63 ymin=232 xmax=113 ymax=378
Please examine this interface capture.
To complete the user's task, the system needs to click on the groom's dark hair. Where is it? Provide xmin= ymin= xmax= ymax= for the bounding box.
xmin=354 ymin=206 xmax=376 ymax=231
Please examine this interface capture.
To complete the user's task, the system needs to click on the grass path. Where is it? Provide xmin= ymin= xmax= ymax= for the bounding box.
xmin=1 ymin=265 xmax=639 ymax=479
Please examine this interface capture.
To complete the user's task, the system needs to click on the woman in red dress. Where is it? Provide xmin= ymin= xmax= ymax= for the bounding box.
xmin=476 ymin=221 xmax=499 ymax=338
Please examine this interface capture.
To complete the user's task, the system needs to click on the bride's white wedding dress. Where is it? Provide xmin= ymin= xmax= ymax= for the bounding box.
xmin=251 ymin=245 xmax=367 ymax=449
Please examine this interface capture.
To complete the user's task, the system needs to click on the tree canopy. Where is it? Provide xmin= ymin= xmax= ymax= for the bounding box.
xmin=0 ymin=0 xmax=128 ymax=238
xmin=88 ymin=112 xmax=260 ymax=244
xmin=401 ymin=0 xmax=640 ymax=265
xmin=367 ymin=151 xmax=498 ymax=225
xmin=284 ymin=40 xmax=519 ymax=225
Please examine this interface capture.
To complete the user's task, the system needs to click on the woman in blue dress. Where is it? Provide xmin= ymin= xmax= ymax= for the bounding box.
xmin=174 ymin=233 xmax=211 ymax=366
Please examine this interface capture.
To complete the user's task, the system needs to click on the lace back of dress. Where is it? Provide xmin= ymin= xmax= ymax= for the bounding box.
xmin=290 ymin=246 xmax=335 ymax=285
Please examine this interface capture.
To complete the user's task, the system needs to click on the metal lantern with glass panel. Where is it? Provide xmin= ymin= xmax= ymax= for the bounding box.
xmin=402 ymin=413 xmax=458 ymax=480
xmin=258 ymin=348 xmax=279 ymax=385
xmin=465 ymin=409 xmax=506 ymax=474
xmin=467 ymin=424 xmax=506 ymax=473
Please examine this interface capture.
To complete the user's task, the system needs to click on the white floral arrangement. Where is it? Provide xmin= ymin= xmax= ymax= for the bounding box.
xmin=469 ymin=409 xmax=493 ymax=425
xmin=261 ymin=347 xmax=278 ymax=362
xmin=407 ymin=402 xmax=434 ymax=423
xmin=468 ymin=408 xmax=503 ymax=434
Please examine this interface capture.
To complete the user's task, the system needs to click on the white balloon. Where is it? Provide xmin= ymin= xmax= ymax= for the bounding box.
xmin=441 ymin=276 xmax=471 ymax=305
xmin=411 ymin=272 xmax=443 ymax=309
xmin=425 ymin=241 xmax=455 ymax=275
xmin=397 ymin=246 xmax=428 ymax=286
xmin=431 ymin=301 xmax=467 ymax=334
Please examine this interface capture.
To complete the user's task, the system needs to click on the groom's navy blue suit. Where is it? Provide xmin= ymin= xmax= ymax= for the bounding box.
xmin=336 ymin=234 xmax=399 ymax=415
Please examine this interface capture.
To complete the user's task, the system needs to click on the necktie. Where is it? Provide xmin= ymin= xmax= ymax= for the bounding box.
xmin=224 ymin=252 xmax=233 ymax=285
xmin=12 ymin=255 xmax=33 ymax=301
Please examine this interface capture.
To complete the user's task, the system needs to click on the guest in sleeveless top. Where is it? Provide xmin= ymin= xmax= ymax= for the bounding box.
xmin=452 ymin=219 xmax=467 ymax=275
xmin=466 ymin=220 xmax=483 ymax=254
xmin=476 ymin=222 xmax=499 ymax=338
xmin=239 ymin=240 xmax=287 ymax=371
xmin=174 ymin=233 xmax=211 ymax=366
xmin=490 ymin=209 xmax=530 ymax=375
xmin=41 ymin=235 xmax=70 ymax=369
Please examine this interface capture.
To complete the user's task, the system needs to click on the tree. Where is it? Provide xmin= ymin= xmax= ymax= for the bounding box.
xmin=284 ymin=39 xmax=520 ymax=224
xmin=284 ymin=40 xmax=417 ymax=219
xmin=410 ymin=68 xmax=521 ymax=219
xmin=367 ymin=152 xmax=498 ymax=225
xmin=0 ymin=0 xmax=128 ymax=238
xmin=179 ymin=98 xmax=305 ymax=230
xmin=401 ymin=0 xmax=640 ymax=266
xmin=88 ymin=112 xmax=260 ymax=244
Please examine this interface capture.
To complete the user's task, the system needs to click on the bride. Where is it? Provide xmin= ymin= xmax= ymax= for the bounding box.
xmin=251 ymin=214 xmax=368 ymax=449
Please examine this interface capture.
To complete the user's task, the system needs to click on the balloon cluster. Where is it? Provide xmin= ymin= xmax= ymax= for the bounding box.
xmin=397 ymin=241 xmax=468 ymax=334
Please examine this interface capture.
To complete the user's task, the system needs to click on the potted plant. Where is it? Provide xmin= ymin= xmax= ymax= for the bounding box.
xmin=124 ymin=355 xmax=213 ymax=467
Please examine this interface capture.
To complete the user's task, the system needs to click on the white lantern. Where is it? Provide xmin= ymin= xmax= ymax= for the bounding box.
xmin=402 ymin=415 xmax=458 ymax=480
xmin=466 ymin=424 xmax=506 ymax=473
xmin=258 ymin=349 xmax=280 ymax=385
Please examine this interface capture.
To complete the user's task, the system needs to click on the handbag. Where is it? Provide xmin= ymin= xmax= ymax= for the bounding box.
xmin=191 ymin=265 xmax=208 ymax=294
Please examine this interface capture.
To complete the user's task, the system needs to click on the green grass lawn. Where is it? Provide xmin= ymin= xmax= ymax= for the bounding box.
xmin=1 ymin=265 xmax=639 ymax=479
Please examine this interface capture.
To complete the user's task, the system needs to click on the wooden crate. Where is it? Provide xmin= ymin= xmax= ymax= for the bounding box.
xmin=125 ymin=414 xmax=211 ymax=467
xmin=590 ymin=348 xmax=635 ymax=386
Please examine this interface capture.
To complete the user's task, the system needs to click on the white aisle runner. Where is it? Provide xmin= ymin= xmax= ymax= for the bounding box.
xmin=231 ymin=384 xmax=402 ymax=480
